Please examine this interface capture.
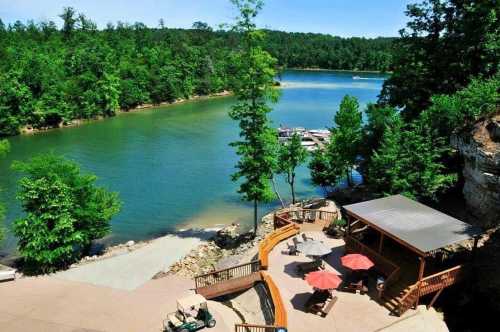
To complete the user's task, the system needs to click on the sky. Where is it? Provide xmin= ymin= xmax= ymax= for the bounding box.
xmin=0 ymin=0 xmax=414 ymax=38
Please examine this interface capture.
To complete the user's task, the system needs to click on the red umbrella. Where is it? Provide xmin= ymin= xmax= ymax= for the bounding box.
xmin=305 ymin=271 xmax=342 ymax=290
xmin=341 ymin=254 xmax=374 ymax=270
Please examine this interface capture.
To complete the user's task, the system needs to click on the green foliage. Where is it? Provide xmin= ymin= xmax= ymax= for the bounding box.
xmin=420 ymin=75 xmax=500 ymax=139
xmin=379 ymin=0 xmax=499 ymax=119
xmin=0 ymin=139 xmax=9 ymax=242
xmin=309 ymin=95 xmax=362 ymax=190
xmin=367 ymin=119 xmax=456 ymax=201
xmin=12 ymin=154 xmax=121 ymax=273
xmin=0 ymin=7 xmax=393 ymax=137
xmin=229 ymin=0 xmax=279 ymax=233
xmin=277 ymin=133 xmax=308 ymax=203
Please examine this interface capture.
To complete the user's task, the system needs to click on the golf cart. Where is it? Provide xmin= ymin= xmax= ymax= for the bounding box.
xmin=164 ymin=294 xmax=216 ymax=332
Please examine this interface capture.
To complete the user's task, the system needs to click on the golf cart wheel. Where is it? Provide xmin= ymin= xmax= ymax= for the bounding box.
xmin=207 ymin=319 xmax=216 ymax=328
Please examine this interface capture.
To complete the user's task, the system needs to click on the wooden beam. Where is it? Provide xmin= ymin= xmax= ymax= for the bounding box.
xmin=415 ymin=256 xmax=426 ymax=307
xmin=344 ymin=211 xmax=427 ymax=257
xmin=427 ymin=288 xmax=444 ymax=309
xmin=378 ymin=233 xmax=385 ymax=254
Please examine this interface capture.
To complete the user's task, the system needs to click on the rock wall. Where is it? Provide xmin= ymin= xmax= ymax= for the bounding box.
xmin=455 ymin=114 xmax=500 ymax=227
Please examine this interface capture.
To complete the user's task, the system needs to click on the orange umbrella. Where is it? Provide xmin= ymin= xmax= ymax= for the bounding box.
xmin=305 ymin=271 xmax=342 ymax=290
xmin=341 ymin=254 xmax=374 ymax=270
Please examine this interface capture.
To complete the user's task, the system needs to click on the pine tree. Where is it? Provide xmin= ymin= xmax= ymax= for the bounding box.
xmin=229 ymin=0 xmax=279 ymax=234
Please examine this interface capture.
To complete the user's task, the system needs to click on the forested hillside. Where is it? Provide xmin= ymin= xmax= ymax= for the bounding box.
xmin=0 ymin=9 xmax=394 ymax=137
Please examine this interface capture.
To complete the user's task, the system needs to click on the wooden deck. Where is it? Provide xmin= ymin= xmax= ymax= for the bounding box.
xmin=196 ymin=272 xmax=262 ymax=300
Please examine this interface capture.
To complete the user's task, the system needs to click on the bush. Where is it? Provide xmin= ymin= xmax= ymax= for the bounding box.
xmin=12 ymin=153 xmax=121 ymax=273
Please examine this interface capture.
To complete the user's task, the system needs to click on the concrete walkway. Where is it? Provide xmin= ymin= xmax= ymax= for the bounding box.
xmin=0 ymin=275 xmax=241 ymax=332
xmin=56 ymin=235 xmax=202 ymax=290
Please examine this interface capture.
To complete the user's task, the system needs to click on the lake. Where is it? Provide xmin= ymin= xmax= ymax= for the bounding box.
xmin=0 ymin=70 xmax=386 ymax=256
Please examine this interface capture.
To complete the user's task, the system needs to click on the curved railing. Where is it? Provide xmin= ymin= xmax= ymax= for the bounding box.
xmin=261 ymin=271 xmax=287 ymax=327
xmin=259 ymin=222 xmax=300 ymax=269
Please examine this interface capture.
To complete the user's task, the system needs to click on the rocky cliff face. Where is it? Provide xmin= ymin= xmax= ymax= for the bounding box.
xmin=455 ymin=114 xmax=500 ymax=227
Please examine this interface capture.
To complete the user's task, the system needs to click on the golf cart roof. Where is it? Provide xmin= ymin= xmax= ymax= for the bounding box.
xmin=177 ymin=294 xmax=207 ymax=309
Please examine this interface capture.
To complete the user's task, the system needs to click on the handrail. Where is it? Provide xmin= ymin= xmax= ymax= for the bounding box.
xmin=259 ymin=222 xmax=300 ymax=269
xmin=418 ymin=264 xmax=463 ymax=296
xmin=397 ymin=264 xmax=464 ymax=315
xmin=261 ymin=272 xmax=287 ymax=327
xmin=194 ymin=260 xmax=261 ymax=289
xmin=397 ymin=284 xmax=420 ymax=316
xmin=235 ymin=324 xmax=286 ymax=332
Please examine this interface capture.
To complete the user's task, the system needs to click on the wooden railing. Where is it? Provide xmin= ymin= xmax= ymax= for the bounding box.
xmin=194 ymin=260 xmax=261 ymax=288
xmin=274 ymin=209 xmax=337 ymax=228
xmin=397 ymin=284 xmax=420 ymax=316
xmin=397 ymin=265 xmax=464 ymax=315
xmin=344 ymin=235 xmax=400 ymax=290
xmin=259 ymin=222 xmax=300 ymax=269
xmin=418 ymin=265 xmax=463 ymax=296
xmin=261 ymin=272 xmax=287 ymax=327
xmin=235 ymin=324 xmax=286 ymax=332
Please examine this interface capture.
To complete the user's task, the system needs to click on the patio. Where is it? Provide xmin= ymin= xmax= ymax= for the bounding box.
xmin=266 ymin=230 xmax=411 ymax=332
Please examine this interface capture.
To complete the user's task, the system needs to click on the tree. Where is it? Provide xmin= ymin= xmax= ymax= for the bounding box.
xmin=228 ymin=0 xmax=279 ymax=234
xmin=332 ymin=95 xmax=363 ymax=186
xmin=309 ymin=95 xmax=363 ymax=191
xmin=367 ymin=120 xmax=456 ymax=200
xmin=379 ymin=0 xmax=499 ymax=120
xmin=59 ymin=7 xmax=77 ymax=39
xmin=12 ymin=154 xmax=121 ymax=273
xmin=278 ymin=133 xmax=307 ymax=204
xmin=0 ymin=139 xmax=9 ymax=243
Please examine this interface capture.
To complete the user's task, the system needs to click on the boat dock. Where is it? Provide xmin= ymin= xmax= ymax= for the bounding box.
xmin=278 ymin=126 xmax=330 ymax=151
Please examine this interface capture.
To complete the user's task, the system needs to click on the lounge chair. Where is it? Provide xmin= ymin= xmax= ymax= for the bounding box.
xmin=297 ymin=260 xmax=324 ymax=274
xmin=310 ymin=296 xmax=338 ymax=317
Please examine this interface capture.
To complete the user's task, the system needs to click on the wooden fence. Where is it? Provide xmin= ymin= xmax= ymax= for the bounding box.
xmin=234 ymin=324 xmax=287 ymax=332
xmin=194 ymin=260 xmax=261 ymax=289
xmin=344 ymin=235 xmax=400 ymax=290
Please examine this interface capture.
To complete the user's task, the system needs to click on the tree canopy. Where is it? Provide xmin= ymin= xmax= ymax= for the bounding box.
xmin=0 ymin=8 xmax=394 ymax=137
xmin=12 ymin=154 xmax=121 ymax=273
xmin=379 ymin=0 xmax=499 ymax=120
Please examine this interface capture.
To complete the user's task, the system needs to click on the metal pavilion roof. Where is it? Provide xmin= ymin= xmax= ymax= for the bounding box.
xmin=343 ymin=195 xmax=482 ymax=255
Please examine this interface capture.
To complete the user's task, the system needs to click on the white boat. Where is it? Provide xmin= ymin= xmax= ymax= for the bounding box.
xmin=353 ymin=75 xmax=361 ymax=80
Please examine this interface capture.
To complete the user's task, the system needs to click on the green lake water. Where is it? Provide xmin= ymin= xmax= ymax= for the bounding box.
xmin=0 ymin=70 xmax=386 ymax=256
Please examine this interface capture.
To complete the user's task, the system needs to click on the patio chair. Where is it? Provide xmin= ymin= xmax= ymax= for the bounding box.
xmin=282 ymin=242 xmax=298 ymax=255
xmin=297 ymin=260 xmax=324 ymax=274
xmin=301 ymin=233 xmax=314 ymax=242
xmin=342 ymin=274 xmax=368 ymax=294
xmin=310 ymin=296 xmax=338 ymax=317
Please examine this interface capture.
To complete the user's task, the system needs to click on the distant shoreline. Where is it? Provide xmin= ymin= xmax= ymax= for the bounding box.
xmin=19 ymin=90 xmax=233 ymax=136
xmin=288 ymin=67 xmax=391 ymax=74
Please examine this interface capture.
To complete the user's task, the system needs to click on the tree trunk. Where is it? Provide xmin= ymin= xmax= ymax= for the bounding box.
xmin=271 ymin=176 xmax=285 ymax=208
xmin=253 ymin=199 xmax=258 ymax=236
xmin=291 ymin=173 xmax=296 ymax=204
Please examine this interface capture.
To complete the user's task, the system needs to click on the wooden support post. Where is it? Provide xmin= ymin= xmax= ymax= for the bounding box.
xmin=427 ymin=288 xmax=444 ymax=309
xmin=378 ymin=233 xmax=385 ymax=254
xmin=415 ymin=256 xmax=426 ymax=308
xmin=346 ymin=214 xmax=351 ymax=235
xmin=471 ymin=236 xmax=479 ymax=262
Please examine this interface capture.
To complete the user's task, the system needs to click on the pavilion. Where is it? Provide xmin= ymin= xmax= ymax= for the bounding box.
xmin=343 ymin=194 xmax=482 ymax=315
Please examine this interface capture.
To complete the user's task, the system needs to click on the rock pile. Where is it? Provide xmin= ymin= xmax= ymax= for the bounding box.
xmin=161 ymin=213 xmax=275 ymax=278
